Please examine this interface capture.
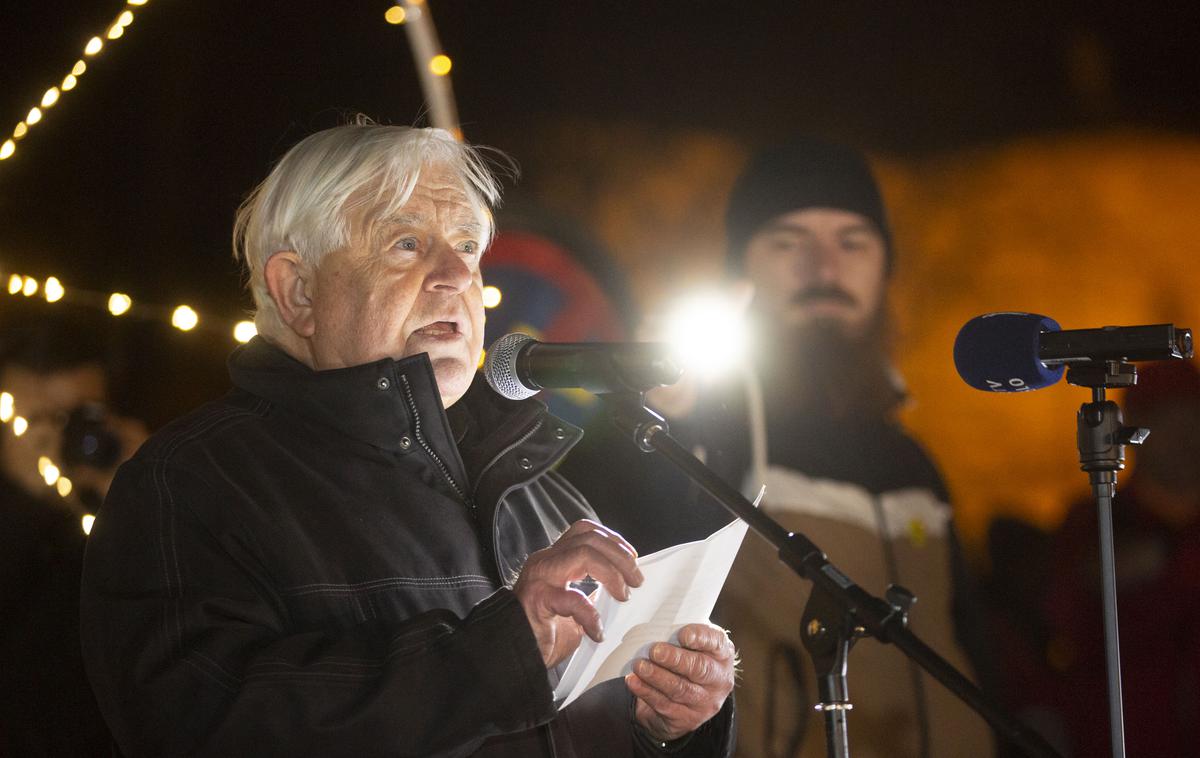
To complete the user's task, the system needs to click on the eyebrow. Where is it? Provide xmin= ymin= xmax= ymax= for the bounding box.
xmin=379 ymin=213 xmax=484 ymax=237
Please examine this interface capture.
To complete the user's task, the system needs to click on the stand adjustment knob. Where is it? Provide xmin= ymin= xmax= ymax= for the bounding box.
xmin=885 ymin=584 xmax=918 ymax=627
xmin=1116 ymin=426 xmax=1150 ymax=446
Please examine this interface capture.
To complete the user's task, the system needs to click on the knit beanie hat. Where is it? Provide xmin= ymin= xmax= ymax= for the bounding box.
xmin=724 ymin=137 xmax=893 ymax=275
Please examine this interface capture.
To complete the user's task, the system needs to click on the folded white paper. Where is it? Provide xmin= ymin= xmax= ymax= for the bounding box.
xmin=552 ymin=495 xmax=757 ymax=709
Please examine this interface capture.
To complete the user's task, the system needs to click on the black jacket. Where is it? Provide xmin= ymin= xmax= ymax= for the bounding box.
xmin=81 ymin=338 xmax=733 ymax=757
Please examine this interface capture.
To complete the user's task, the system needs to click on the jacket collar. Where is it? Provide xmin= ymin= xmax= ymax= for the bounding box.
xmin=226 ymin=337 xmax=563 ymax=468
xmin=228 ymin=337 xmax=457 ymax=454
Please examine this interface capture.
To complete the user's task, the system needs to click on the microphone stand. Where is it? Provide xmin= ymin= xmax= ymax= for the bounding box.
xmin=600 ymin=391 xmax=1062 ymax=758
xmin=1064 ymin=360 xmax=1149 ymax=758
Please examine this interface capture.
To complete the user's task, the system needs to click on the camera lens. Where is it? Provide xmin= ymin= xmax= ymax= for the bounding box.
xmin=61 ymin=403 xmax=121 ymax=470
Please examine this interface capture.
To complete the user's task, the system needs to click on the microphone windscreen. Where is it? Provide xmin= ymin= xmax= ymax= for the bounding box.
xmin=484 ymin=332 xmax=540 ymax=400
xmin=953 ymin=313 xmax=1065 ymax=392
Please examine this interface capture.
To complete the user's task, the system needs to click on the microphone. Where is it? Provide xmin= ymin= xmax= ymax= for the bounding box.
xmin=484 ymin=333 xmax=684 ymax=400
xmin=954 ymin=312 xmax=1194 ymax=392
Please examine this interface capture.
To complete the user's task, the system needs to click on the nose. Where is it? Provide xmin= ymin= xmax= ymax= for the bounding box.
xmin=799 ymin=241 xmax=840 ymax=284
xmin=423 ymin=244 xmax=472 ymax=294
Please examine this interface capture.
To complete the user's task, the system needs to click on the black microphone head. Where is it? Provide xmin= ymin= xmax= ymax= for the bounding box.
xmin=484 ymin=332 xmax=539 ymax=400
xmin=953 ymin=312 xmax=1066 ymax=392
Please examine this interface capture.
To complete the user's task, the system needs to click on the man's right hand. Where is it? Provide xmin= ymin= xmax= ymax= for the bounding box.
xmin=513 ymin=519 xmax=644 ymax=668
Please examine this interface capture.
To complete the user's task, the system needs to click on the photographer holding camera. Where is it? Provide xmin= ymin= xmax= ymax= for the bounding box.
xmin=0 ymin=318 xmax=145 ymax=756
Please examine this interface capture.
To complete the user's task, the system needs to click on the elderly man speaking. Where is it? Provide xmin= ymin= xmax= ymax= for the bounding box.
xmin=80 ymin=125 xmax=735 ymax=757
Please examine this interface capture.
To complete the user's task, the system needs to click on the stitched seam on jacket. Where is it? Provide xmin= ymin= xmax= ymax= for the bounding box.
xmin=158 ymin=399 xmax=269 ymax=460
xmin=182 ymin=658 xmax=238 ymax=693
xmin=281 ymin=576 xmax=494 ymax=597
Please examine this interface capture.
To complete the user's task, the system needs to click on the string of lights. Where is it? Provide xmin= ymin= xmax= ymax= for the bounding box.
xmin=2 ymin=269 xmax=259 ymax=344
xmin=0 ymin=1 xmax=464 ymax=536
xmin=1 ymin=0 xmax=151 ymax=164
xmin=1 ymin=268 xmax=505 ymax=344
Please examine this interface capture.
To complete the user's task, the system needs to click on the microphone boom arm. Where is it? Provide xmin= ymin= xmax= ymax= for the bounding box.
xmin=600 ymin=392 xmax=1062 ymax=758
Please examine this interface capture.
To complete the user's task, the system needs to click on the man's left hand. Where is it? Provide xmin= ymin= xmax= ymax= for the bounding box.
xmin=625 ymin=623 xmax=736 ymax=742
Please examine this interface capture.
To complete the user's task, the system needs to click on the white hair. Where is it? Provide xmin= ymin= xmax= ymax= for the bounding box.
xmin=233 ymin=123 xmax=505 ymax=336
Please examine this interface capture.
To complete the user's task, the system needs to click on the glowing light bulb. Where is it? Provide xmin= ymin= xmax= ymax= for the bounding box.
xmin=128 ymin=0 xmax=149 ymax=5
xmin=13 ymin=122 xmax=27 ymax=139
xmin=12 ymin=416 xmax=28 ymax=436
xmin=62 ymin=74 xmax=78 ymax=91
xmin=107 ymin=24 xmax=124 ymax=40
xmin=118 ymin=10 xmax=134 ymax=27
xmin=172 ymin=305 xmax=199 ymax=331
xmin=72 ymin=60 xmax=87 ymax=76
xmin=84 ymin=37 xmax=103 ymax=56
xmin=7 ymin=275 xmax=23 ymax=294
xmin=385 ymin=5 xmax=407 ymax=24
xmin=233 ymin=321 xmax=257 ymax=343
xmin=59 ymin=477 xmax=74 ymax=498
xmin=429 ymin=55 xmax=453 ymax=76
xmin=0 ymin=140 xmax=13 ymax=160
xmin=41 ymin=87 xmax=61 ymax=108
xmin=22 ymin=277 xmax=38 ymax=297
xmin=37 ymin=456 xmax=52 ymax=476
xmin=107 ymin=292 xmax=132 ymax=315
xmin=664 ymin=291 xmax=751 ymax=380
xmin=42 ymin=463 xmax=60 ymax=486
xmin=0 ymin=393 xmax=13 ymax=422
xmin=26 ymin=107 xmax=42 ymax=125
xmin=44 ymin=277 xmax=65 ymax=303
xmin=482 ymin=285 xmax=503 ymax=309
xmin=81 ymin=513 xmax=94 ymax=533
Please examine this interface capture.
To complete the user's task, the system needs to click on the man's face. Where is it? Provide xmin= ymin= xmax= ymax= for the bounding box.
xmin=742 ymin=207 xmax=887 ymax=336
xmin=0 ymin=363 xmax=106 ymax=500
xmin=305 ymin=167 xmax=489 ymax=407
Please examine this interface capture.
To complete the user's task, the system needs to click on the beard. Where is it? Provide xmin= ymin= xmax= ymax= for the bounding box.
xmin=753 ymin=305 xmax=903 ymax=421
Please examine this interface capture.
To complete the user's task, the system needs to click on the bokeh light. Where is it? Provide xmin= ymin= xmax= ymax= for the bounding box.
xmin=233 ymin=321 xmax=257 ymax=343
xmin=385 ymin=5 xmax=407 ymax=24
xmin=429 ymin=55 xmax=452 ymax=76
xmin=482 ymin=285 xmax=502 ymax=309
xmin=171 ymin=305 xmax=199 ymax=331
xmin=44 ymin=277 xmax=65 ymax=302
xmin=107 ymin=292 xmax=132 ymax=315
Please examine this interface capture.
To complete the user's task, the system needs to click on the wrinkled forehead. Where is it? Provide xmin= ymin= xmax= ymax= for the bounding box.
xmin=347 ymin=162 xmax=492 ymax=242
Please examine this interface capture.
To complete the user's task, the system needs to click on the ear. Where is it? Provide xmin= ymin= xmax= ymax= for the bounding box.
xmin=264 ymin=251 xmax=315 ymax=338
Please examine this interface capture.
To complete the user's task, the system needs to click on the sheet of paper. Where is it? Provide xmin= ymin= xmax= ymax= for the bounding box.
xmin=552 ymin=490 xmax=759 ymax=709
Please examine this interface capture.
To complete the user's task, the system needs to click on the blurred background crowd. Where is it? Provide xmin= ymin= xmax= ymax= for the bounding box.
xmin=2 ymin=2 xmax=1198 ymax=755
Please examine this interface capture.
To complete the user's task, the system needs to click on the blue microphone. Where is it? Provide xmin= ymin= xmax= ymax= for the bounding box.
xmin=954 ymin=313 xmax=1194 ymax=392
xmin=954 ymin=313 xmax=1065 ymax=392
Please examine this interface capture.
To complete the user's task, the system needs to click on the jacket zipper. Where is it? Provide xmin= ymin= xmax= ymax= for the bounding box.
xmin=399 ymin=374 xmax=474 ymax=511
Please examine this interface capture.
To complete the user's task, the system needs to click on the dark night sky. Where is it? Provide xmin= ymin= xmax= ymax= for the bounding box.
xmin=1 ymin=0 xmax=1198 ymax=419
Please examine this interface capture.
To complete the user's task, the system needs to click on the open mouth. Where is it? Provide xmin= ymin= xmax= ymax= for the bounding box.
xmin=414 ymin=320 xmax=460 ymax=337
